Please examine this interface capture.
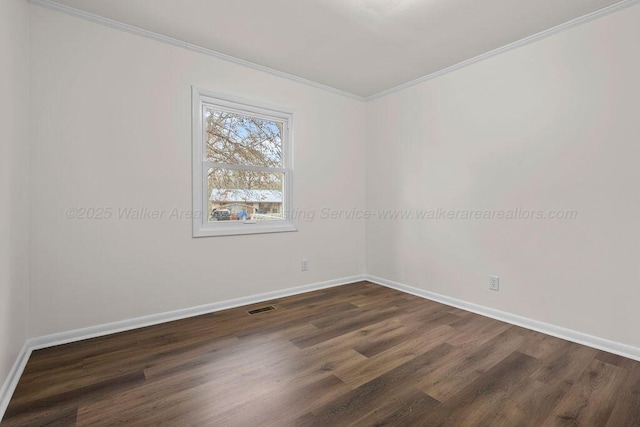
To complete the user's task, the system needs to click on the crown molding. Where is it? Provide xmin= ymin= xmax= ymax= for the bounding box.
xmin=365 ymin=0 xmax=640 ymax=101
xmin=27 ymin=0 xmax=366 ymax=102
xmin=26 ymin=0 xmax=640 ymax=102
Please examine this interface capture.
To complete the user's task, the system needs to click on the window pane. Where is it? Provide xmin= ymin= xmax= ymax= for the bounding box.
xmin=208 ymin=168 xmax=284 ymax=222
xmin=205 ymin=108 xmax=283 ymax=167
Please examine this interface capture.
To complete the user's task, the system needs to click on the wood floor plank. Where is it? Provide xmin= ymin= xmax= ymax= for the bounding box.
xmin=3 ymin=281 xmax=639 ymax=426
xmin=334 ymin=325 xmax=457 ymax=388
xmin=351 ymin=321 xmax=415 ymax=358
xmin=544 ymin=358 xmax=628 ymax=426
xmin=606 ymin=362 xmax=640 ymax=426
xmin=482 ymin=343 xmax=597 ymax=426
xmin=5 ymin=371 xmax=146 ymax=417
xmin=595 ymin=349 xmax=639 ymax=370
xmin=191 ymin=373 xmax=351 ymax=426
xmin=296 ymin=342 xmax=455 ymax=426
xmin=349 ymin=388 xmax=440 ymax=426
xmin=291 ymin=306 xmax=402 ymax=349
xmin=425 ymin=351 xmax=542 ymax=426
xmin=416 ymin=326 xmax=531 ymax=401
xmin=1 ymin=407 xmax=78 ymax=427
xmin=446 ymin=313 xmax=512 ymax=349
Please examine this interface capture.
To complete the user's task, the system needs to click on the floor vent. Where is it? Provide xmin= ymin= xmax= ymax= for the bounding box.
xmin=248 ymin=306 xmax=276 ymax=315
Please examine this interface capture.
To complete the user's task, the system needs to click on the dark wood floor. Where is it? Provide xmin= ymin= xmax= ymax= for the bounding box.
xmin=3 ymin=282 xmax=640 ymax=426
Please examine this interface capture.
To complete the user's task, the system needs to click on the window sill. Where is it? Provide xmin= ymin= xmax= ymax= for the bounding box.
xmin=193 ymin=220 xmax=298 ymax=237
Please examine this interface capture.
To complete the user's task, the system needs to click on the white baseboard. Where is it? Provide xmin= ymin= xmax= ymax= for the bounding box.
xmin=28 ymin=274 xmax=366 ymax=350
xmin=367 ymin=274 xmax=640 ymax=362
xmin=0 ymin=342 xmax=32 ymax=421
xmin=0 ymin=274 xmax=365 ymax=421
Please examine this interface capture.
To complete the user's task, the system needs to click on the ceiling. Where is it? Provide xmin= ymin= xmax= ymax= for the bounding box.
xmin=48 ymin=0 xmax=625 ymax=98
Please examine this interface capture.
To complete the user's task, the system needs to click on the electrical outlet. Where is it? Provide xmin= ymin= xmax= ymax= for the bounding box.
xmin=301 ymin=259 xmax=309 ymax=271
xmin=489 ymin=276 xmax=499 ymax=291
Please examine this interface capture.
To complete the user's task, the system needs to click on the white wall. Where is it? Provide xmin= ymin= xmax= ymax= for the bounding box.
xmin=23 ymin=0 xmax=640 ymax=352
xmin=0 ymin=0 xmax=30 ymax=387
xmin=28 ymin=6 xmax=366 ymax=337
xmin=367 ymin=3 xmax=640 ymax=347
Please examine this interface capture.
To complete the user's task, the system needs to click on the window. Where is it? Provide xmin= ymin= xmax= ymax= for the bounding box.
xmin=192 ymin=87 xmax=296 ymax=237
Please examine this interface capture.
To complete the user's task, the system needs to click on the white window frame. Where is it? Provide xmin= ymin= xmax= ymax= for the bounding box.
xmin=192 ymin=87 xmax=296 ymax=237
